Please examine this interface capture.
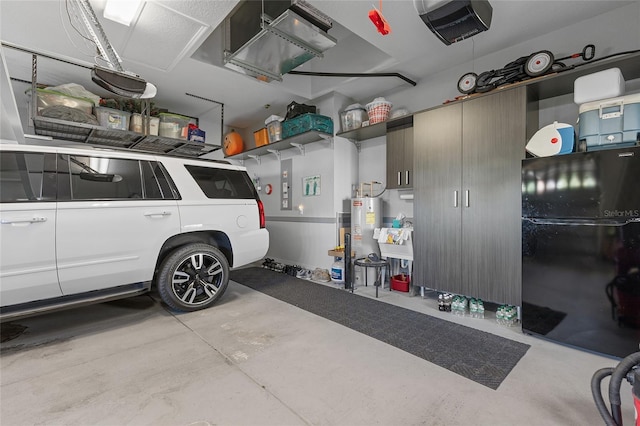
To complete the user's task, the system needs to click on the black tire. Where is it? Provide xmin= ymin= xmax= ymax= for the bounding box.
xmin=157 ymin=243 xmax=230 ymax=312
xmin=525 ymin=50 xmax=554 ymax=77
xmin=475 ymin=71 xmax=496 ymax=93
xmin=457 ymin=72 xmax=478 ymax=94
xmin=551 ymin=61 xmax=566 ymax=72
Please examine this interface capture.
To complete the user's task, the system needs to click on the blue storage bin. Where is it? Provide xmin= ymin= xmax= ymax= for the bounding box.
xmin=578 ymin=94 xmax=640 ymax=151
xmin=281 ymin=113 xmax=333 ymax=139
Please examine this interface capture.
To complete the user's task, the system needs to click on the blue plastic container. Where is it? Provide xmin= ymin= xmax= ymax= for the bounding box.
xmin=281 ymin=113 xmax=333 ymax=139
xmin=578 ymin=94 xmax=640 ymax=151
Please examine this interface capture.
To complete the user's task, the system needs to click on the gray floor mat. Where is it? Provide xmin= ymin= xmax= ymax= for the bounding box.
xmin=231 ymin=267 xmax=530 ymax=390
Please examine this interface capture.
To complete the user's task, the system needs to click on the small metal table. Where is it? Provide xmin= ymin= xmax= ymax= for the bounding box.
xmin=354 ymin=257 xmax=390 ymax=298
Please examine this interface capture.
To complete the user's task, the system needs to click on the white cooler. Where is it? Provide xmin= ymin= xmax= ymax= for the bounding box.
xmin=578 ymin=93 xmax=640 ymax=151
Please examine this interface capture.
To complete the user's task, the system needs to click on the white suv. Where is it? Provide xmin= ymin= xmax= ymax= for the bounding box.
xmin=0 ymin=142 xmax=268 ymax=321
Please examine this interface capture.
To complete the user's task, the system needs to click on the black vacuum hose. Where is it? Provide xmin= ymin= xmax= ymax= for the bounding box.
xmin=609 ymin=352 xmax=640 ymax=425
xmin=592 ymin=367 xmax=616 ymax=426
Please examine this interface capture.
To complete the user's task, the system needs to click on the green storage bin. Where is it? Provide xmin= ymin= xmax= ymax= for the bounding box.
xmin=281 ymin=113 xmax=333 ymax=139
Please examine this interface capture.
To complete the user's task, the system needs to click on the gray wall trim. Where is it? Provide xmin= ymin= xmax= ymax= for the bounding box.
xmin=265 ymin=216 xmax=414 ymax=225
xmin=267 ymin=216 xmax=336 ymax=223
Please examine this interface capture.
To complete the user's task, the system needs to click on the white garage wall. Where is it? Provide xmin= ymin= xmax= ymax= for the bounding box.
xmin=383 ymin=2 xmax=640 ymax=115
xmin=224 ymin=92 xmax=360 ymax=271
xmin=217 ymin=2 xmax=640 ymax=271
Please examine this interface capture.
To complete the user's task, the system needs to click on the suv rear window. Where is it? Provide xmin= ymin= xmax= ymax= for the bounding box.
xmin=57 ymin=155 xmax=179 ymax=201
xmin=0 ymin=152 xmax=56 ymax=202
xmin=185 ymin=165 xmax=256 ymax=199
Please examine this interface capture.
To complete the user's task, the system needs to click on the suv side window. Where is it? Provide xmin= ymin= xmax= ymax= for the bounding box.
xmin=58 ymin=155 xmax=144 ymax=200
xmin=0 ymin=151 xmax=56 ymax=202
xmin=185 ymin=165 xmax=256 ymax=199
xmin=142 ymin=161 xmax=180 ymax=200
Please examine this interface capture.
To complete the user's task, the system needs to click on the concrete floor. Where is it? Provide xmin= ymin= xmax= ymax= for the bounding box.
xmin=1 ymin=276 xmax=636 ymax=425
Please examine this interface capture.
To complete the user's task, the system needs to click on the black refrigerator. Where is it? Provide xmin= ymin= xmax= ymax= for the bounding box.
xmin=522 ymin=146 xmax=640 ymax=359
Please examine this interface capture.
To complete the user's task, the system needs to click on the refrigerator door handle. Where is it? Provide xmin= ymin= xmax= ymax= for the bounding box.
xmin=465 ymin=190 xmax=470 ymax=207
xmin=453 ymin=190 xmax=458 ymax=208
xmin=523 ymin=217 xmax=640 ymax=226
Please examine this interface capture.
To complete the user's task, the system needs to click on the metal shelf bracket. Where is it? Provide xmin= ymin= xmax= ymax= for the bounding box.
xmin=290 ymin=142 xmax=305 ymax=156
xmin=247 ymin=154 xmax=261 ymax=164
xmin=318 ymin=133 xmax=334 ymax=149
xmin=266 ymin=149 xmax=281 ymax=161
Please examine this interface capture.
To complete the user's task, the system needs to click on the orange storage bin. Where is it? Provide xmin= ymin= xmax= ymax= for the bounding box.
xmin=254 ymin=128 xmax=269 ymax=147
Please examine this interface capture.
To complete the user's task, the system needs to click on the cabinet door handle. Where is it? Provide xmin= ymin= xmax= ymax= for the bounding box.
xmin=453 ymin=190 xmax=459 ymax=208
xmin=405 ymin=170 xmax=410 ymax=186
xmin=397 ymin=172 xmax=401 ymax=186
xmin=465 ymin=190 xmax=470 ymax=207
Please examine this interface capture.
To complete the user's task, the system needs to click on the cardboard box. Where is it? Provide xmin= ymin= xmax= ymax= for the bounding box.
xmin=328 ymin=249 xmax=355 ymax=257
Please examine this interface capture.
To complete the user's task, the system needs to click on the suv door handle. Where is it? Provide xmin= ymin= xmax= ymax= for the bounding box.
xmin=1 ymin=217 xmax=48 ymax=224
xmin=144 ymin=211 xmax=172 ymax=217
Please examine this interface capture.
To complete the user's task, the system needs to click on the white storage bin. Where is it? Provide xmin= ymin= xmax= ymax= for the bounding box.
xmin=574 ymin=68 xmax=625 ymax=104
xmin=130 ymin=113 xmax=160 ymax=135
xmin=95 ymin=106 xmax=131 ymax=131
xmin=340 ymin=104 xmax=367 ymax=131
xmin=265 ymin=115 xmax=284 ymax=143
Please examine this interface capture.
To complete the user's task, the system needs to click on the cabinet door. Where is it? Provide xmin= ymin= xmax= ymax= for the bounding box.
xmin=461 ymin=87 xmax=525 ymax=305
xmin=386 ymin=128 xmax=405 ymax=189
xmin=414 ymin=104 xmax=463 ymax=293
xmin=386 ymin=126 xmax=414 ymax=189
xmin=402 ymin=127 xmax=414 ymax=188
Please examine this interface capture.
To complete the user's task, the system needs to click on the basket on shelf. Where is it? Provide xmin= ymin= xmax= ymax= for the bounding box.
xmin=365 ymin=97 xmax=392 ymax=124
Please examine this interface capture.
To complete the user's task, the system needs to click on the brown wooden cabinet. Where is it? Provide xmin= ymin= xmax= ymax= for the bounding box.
xmin=386 ymin=123 xmax=414 ymax=189
xmin=414 ymin=86 xmax=530 ymax=306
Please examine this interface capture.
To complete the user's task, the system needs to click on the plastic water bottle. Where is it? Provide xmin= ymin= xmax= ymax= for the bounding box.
xmin=476 ymin=299 xmax=485 ymax=319
xmin=507 ymin=305 xmax=518 ymax=326
xmin=496 ymin=305 xmax=518 ymax=326
xmin=330 ymin=260 xmax=345 ymax=284
xmin=452 ymin=295 xmax=465 ymax=316
xmin=496 ymin=305 xmax=505 ymax=325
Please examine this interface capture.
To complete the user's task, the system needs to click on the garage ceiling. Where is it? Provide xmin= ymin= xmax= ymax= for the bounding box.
xmin=0 ymin=0 xmax=634 ymax=134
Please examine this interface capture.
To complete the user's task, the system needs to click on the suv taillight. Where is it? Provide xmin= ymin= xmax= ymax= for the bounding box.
xmin=257 ymin=200 xmax=266 ymax=228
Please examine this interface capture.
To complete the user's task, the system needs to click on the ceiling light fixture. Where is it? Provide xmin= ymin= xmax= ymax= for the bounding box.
xmin=103 ymin=0 xmax=143 ymax=26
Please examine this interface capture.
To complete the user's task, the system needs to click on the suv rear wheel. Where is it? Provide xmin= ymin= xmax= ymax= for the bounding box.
xmin=157 ymin=243 xmax=229 ymax=312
